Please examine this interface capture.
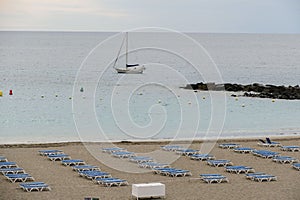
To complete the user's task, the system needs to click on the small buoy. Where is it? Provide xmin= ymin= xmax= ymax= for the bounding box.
xmin=55 ymin=94 xmax=58 ymax=97
xmin=80 ymin=87 xmax=84 ymax=92
xmin=202 ymin=96 xmax=206 ymax=99
xmin=138 ymin=93 xmax=143 ymax=95
xmin=9 ymin=90 xmax=13 ymax=95
xmin=69 ymin=97 xmax=72 ymax=99
xmin=158 ymin=99 xmax=161 ymax=103
xmin=0 ymin=90 xmax=2 ymax=97
xmin=272 ymin=99 xmax=275 ymax=102
xmin=235 ymin=97 xmax=238 ymax=101
xmin=41 ymin=95 xmax=44 ymax=98
xmin=242 ymin=104 xmax=245 ymax=107
xmin=188 ymin=101 xmax=192 ymax=104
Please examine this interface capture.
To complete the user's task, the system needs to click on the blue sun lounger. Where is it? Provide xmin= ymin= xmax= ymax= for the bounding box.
xmin=234 ymin=147 xmax=255 ymax=154
xmin=79 ymin=171 xmax=112 ymax=180
xmin=39 ymin=150 xmax=63 ymax=156
xmin=225 ymin=166 xmax=255 ymax=174
xmin=5 ymin=173 xmax=35 ymax=182
xmin=219 ymin=143 xmax=240 ymax=149
xmin=251 ymin=174 xmax=277 ymax=182
xmin=102 ymin=147 xmax=125 ymax=153
xmin=272 ymin=156 xmax=298 ymax=164
xmin=280 ymin=146 xmax=300 ymax=152
xmin=129 ymin=156 xmax=154 ymax=163
xmin=252 ymin=150 xmax=280 ymax=158
xmin=0 ymin=162 xmax=18 ymax=169
xmin=167 ymin=169 xmax=192 ymax=177
xmin=202 ymin=176 xmax=229 ymax=184
xmin=266 ymin=138 xmax=281 ymax=147
xmin=94 ymin=177 xmax=128 ymax=187
xmin=189 ymin=154 xmax=215 ymax=161
xmin=207 ymin=159 xmax=233 ymax=167
xmin=112 ymin=151 xmax=135 ymax=158
xmin=176 ymin=149 xmax=199 ymax=156
xmin=20 ymin=182 xmax=51 ymax=192
xmin=199 ymin=174 xmax=223 ymax=179
xmin=47 ymin=154 xmax=70 ymax=161
xmin=0 ymin=167 xmax=25 ymax=175
xmin=61 ymin=159 xmax=85 ymax=166
xmin=292 ymin=163 xmax=300 ymax=171
xmin=161 ymin=145 xmax=183 ymax=151
xmin=245 ymin=172 xmax=266 ymax=180
xmin=138 ymin=162 xmax=170 ymax=169
xmin=0 ymin=156 xmax=8 ymax=162
xmin=72 ymin=165 xmax=100 ymax=172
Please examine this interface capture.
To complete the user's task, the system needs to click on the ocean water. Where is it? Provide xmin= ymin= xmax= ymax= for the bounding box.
xmin=0 ymin=31 xmax=299 ymax=144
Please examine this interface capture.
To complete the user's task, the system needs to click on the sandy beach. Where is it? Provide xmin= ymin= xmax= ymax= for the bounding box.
xmin=1 ymin=137 xmax=299 ymax=200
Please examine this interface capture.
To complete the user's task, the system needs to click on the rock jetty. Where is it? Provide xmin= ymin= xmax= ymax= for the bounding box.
xmin=183 ymin=82 xmax=300 ymax=100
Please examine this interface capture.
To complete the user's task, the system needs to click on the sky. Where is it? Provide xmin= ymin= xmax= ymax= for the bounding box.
xmin=0 ymin=0 xmax=299 ymax=33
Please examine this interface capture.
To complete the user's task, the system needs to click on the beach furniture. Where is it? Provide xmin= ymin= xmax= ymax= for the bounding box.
xmin=245 ymin=172 xmax=266 ymax=180
xmin=0 ymin=167 xmax=25 ymax=175
xmin=207 ymin=159 xmax=233 ymax=167
xmin=292 ymin=163 xmax=300 ymax=171
xmin=47 ymin=154 xmax=71 ymax=161
xmin=61 ymin=159 xmax=86 ymax=166
xmin=280 ymin=146 xmax=300 ymax=152
xmin=138 ymin=162 xmax=170 ymax=169
xmin=38 ymin=150 xmax=63 ymax=156
xmin=153 ymin=168 xmax=191 ymax=177
xmin=130 ymin=156 xmax=154 ymax=163
xmin=94 ymin=177 xmax=128 ymax=187
xmin=5 ymin=173 xmax=35 ymax=182
xmin=132 ymin=183 xmax=165 ymax=200
xmin=225 ymin=166 xmax=255 ymax=174
xmin=218 ymin=143 xmax=240 ymax=149
xmin=176 ymin=149 xmax=199 ymax=156
xmin=0 ymin=161 xmax=18 ymax=169
xmin=79 ymin=171 xmax=112 ymax=180
xmin=272 ymin=156 xmax=298 ymax=164
xmin=112 ymin=151 xmax=135 ymax=158
xmin=161 ymin=145 xmax=183 ymax=151
xmin=0 ymin=156 xmax=8 ymax=162
xmin=20 ymin=182 xmax=51 ymax=192
xmin=258 ymin=138 xmax=280 ymax=147
xmin=234 ymin=147 xmax=255 ymax=154
xmin=200 ymin=174 xmax=228 ymax=183
xmin=251 ymin=174 xmax=277 ymax=182
xmin=189 ymin=154 xmax=216 ymax=161
xmin=72 ymin=165 xmax=100 ymax=172
xmin=153 ymin=168 xmax=176 ymax=175
xmin=101 ymin=147 xmax=125 ymax=153
xmin=252 ymin=150 xmax=280 ymax=158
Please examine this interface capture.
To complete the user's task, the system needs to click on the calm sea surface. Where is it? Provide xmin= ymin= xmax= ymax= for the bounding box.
xmin=0 ymin=31 xmax=299 ymax=144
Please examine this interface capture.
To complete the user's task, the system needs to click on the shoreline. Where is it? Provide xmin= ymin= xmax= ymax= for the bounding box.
xmin=1 ymin=135 xmax=300 ymax=148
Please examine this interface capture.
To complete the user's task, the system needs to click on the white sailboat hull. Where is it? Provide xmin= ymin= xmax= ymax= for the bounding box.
xmin=115 ymin=65 xmax=145 ymax=74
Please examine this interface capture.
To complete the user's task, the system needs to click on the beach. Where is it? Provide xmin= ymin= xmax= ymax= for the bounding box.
xmin=1 ymin=137 xmax=299 ymax=200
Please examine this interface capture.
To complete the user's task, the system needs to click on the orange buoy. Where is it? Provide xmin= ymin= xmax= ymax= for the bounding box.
xmin=9 ymin=90 xmax=13 ymax=95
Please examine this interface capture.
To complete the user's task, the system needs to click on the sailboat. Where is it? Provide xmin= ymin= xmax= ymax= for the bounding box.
xmin=113 ymin=32 xmax=145 ymax=74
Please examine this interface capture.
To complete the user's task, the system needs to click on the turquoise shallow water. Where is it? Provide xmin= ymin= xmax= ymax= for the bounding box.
xmin=0 ymin=31 xmax=299 ymax=143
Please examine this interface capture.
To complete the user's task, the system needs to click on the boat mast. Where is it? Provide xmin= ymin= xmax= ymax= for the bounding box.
xmin=126 ymin=32 xmax=128 ymax=67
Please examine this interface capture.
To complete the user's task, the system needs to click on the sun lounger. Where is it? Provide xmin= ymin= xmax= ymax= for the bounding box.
xmin=245 ymin=172 xmax=266 ymax=179
xmin=94 ymin=177 xmax=128 ymax=187
xmin=38 ymin=150 xmax=63 ymax=156
xmin=292 ymin=163 xmax=300 ymax=171
xmin=219 ymin=143 xmax=240 ymax=149
xmin=176 ymin=149 xmax=199 ymax=156
xmin=202 ymin=176 xmax=229 ymax=184
xmin=72 ymin=165 xmax=100 ymax=172
xmin=20 ymin=182 xmax=51 ymax=192
xmin=280 ymin=146 xmax=300 ymax=152
xmin=138 ymin=162 xmax=170 ymax=169
xmin=161 ymin=145 xmax=183 ymax=151
xmin=0 ymin=161 xmax=18 ymax=169
xmin=5 ymin=173 xmax=35 ymax=182
xmin=0 ymin=156 xmax=8 ymax=162
xmin=207 ymin=159 xmax=233 ymax=167
xmin=272 ymin=156 xmax=298 ymax=164
xmin=129 ymin=156 xmax=154 ymax=163
xmin=79 ymin=171 xmax=112 ymax=180
xmin=252 ymin=174 xmax=277 ymax=182
xmin=199 ymin=174 xmax=223 ymax=179
xmin=152 ymin=168 xmax=176 ymax=175
xmin=189 ymin=154 xmax=216 ymax=161
xmin=252 ymin=150 xmax=280 ymax=158
xmin=101 ymin=147 xmax=125 ymax=153
xmin=0 ymin=167 xmax=25 ymax=175
xmin=167 ymin=169 xmax=192 ymax=177
xmin=47 ymin=154 xmax=71 ymax=161
xmin=112 ymin=151 xmax=135 ymax=158
xmin=234 ymin=147 xmax=255 ymax=154
xmin=61 ymin=159 xmax=85 ymax=166
xmin=266 ymin=138 xmax=281 ymax=147
xmin=225 ymin=166 xmax=255 ymax=174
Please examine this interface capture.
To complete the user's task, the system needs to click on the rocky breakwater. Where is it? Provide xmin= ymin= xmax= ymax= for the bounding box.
xmin=183 ymin=82 xmax=300 ymax=100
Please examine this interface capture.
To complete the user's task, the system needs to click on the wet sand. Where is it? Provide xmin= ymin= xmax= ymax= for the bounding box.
xmin=0 ymin=137 xmax=299 ymax=200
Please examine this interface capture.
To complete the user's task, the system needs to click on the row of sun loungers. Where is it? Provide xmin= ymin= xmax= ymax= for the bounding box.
xmin=0 ymin=155 xmax=51 ymax=192
xmin=39 ymin=149 xmax=128 ymax=187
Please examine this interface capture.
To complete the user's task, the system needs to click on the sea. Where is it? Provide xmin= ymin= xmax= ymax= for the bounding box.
xmin=0 ymin=31 xmax=299 ymax=144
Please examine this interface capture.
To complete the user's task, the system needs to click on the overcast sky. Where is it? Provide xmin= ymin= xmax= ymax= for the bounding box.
xmin=0 ymin=0 xmax=299 ymax=33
